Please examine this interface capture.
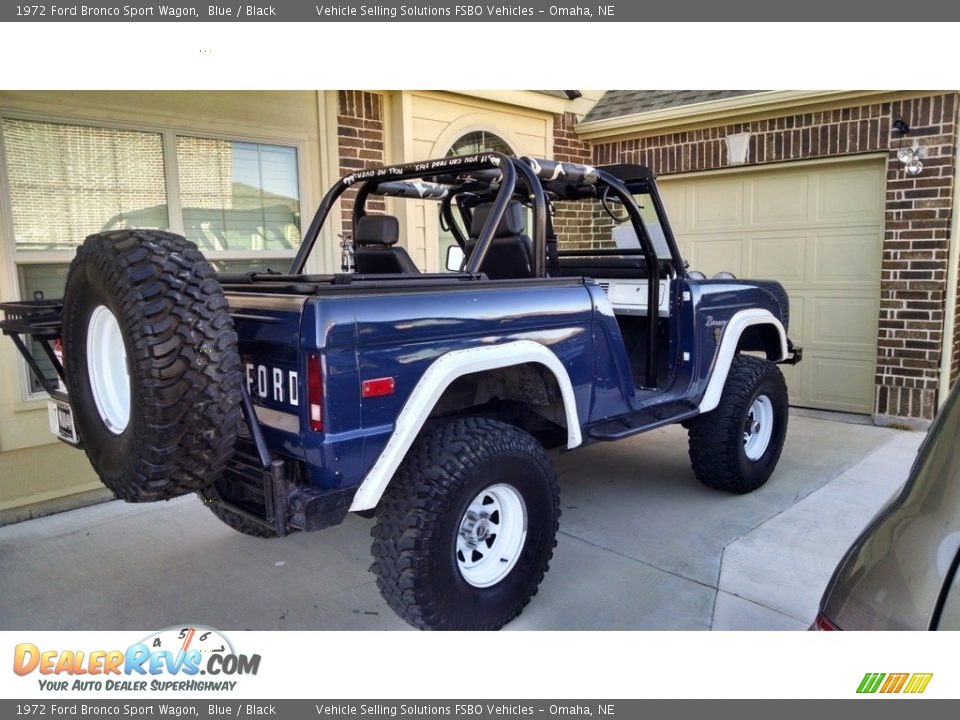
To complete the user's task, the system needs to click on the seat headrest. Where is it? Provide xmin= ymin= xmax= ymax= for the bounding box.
xmin=355 ymin=215 xmax=400 ymax=246
xmin=470 ymin=201 xmax=525 ymax=239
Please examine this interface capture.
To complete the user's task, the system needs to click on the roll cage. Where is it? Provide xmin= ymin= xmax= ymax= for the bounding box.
xmin=286 ymin=153 xmax=686 ymax=388
xmin=290 ymin=152 xmax=685 ymax=278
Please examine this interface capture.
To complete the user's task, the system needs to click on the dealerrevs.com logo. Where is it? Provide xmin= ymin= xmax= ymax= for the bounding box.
xmin=13 ymin=626 xmax=260 ymax=692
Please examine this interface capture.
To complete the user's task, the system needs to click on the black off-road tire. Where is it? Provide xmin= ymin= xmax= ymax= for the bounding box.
xmin=199 ymin=492 xmax=278 ymax=538
xmin=687 ymin=355 xmax=788 ymax=494
xmin=62 ymin=229 xmax=242 ymax=502
xmin=371 ymin=418 xmax=560 ymax=630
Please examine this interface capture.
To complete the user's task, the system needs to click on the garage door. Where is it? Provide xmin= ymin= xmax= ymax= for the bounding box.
xmin=658 ymin=159 xmax=884 ymax=414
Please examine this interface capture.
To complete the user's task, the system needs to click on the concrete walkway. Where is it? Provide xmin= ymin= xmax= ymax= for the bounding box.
xmin=0 ymin=412 xmax=923 ymax=630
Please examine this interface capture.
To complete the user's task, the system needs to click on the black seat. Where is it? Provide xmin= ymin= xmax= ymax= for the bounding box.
xmin=465 ymin=201 xmax=533 ymax=280
xmin=353 ymin=215 xmax=420 ymax=274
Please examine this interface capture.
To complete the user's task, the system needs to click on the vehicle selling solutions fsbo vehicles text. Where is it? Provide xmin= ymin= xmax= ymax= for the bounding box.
xmin=314 ymin=4 xmax=540 ymax=18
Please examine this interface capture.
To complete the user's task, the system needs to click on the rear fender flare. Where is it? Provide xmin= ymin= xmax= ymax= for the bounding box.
xmin=349 ymin=340 xmax=582 ymax=512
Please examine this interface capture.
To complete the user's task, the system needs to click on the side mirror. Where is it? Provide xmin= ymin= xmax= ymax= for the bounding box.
xmin=445 ymin=244 xmax=465 ymax=272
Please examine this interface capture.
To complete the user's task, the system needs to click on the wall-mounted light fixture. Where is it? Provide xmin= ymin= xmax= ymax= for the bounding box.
xmin=893 ymin=117 xmax=926 ymax=176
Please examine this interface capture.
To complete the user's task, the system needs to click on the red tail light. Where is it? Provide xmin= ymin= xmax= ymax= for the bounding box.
xmin=307 ymin=353 xmax=323 ymax=432
xmin=811 ymin=612 xmax=840 ymax=630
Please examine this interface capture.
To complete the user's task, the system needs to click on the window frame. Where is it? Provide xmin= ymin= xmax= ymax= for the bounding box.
xmin=0 ymin=110 xmax=309 ymax=404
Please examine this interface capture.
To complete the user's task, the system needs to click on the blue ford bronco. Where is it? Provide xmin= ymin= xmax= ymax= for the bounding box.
xmin=1 ymin=153 xmax=801 ymax=630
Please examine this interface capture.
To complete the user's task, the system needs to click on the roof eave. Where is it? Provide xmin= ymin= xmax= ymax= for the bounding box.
xmin=575 ymin=90 xmax=902 ymax=141
xmin=448 ymin=90 xmax=604 ymax=116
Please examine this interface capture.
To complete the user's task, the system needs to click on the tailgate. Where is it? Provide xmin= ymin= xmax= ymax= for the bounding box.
xmin=227 ymin=293 xmax=307 ymax=436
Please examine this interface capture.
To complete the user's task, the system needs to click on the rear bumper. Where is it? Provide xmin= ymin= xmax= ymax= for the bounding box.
xmin=209 ymin=435 xmax=356 ymax=535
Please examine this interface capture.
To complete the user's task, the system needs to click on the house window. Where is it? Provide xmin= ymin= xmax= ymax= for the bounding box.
xmin=175 ymin=137 xmax=300 ymax=260
xmin=3 ymin=119 xmax=169 ymax=251
xmin=446 ymin=130 xmax=513 ymax=158
xmin=1 ymin=117 xmax=302 ymax=396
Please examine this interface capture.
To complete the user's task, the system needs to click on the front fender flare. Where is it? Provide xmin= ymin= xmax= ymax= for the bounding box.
xmin=698 ymin=309 xmax=788 ymax=414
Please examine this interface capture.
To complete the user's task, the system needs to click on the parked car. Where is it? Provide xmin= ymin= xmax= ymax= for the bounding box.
xmin=1 ymin=153 xmax=800 ymax=630
xmin=815 ymin=379 xmax=960 ymax=630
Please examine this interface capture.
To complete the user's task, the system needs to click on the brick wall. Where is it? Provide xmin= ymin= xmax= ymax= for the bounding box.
xmin=553 ymin=111 xmax=592 ymax=165
xmin=551 ymin=112 xmax=613 ymax=250
xmin=590 ymin=94 xmax=959 ymax=422
xmin=336 ymin=91 xmax=385 ymax=231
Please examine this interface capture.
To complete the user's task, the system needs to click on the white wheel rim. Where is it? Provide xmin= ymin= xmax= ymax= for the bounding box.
xmin=743 ymin=395 xmax=774 ymax=461
xmin=86 ymin=305 xmax=131 ymax=434
xmin=456 ymin=483 xmax=527 ymax=588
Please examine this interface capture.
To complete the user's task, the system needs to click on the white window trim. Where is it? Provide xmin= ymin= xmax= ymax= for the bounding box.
xmin=0 ymin=110 xmax=310 ymax=406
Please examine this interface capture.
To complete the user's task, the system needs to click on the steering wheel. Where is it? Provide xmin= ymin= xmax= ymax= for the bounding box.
xmin=601 ymin=186 xmax=629 ymax=224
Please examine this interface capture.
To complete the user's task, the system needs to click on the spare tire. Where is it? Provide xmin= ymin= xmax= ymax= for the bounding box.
xmin=62 ymin=229 xmax=242 ymax=502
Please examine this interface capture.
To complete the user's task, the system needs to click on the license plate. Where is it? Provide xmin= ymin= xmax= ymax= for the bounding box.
xmin=47 ymin=399 xmax=79 ymax=445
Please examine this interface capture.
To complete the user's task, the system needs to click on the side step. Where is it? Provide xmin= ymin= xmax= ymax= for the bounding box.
xmin=587 ymin=399 xmax=700 ymax=441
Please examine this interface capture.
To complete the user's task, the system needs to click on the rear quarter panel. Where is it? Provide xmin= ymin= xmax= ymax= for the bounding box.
xmin=304 ymin=280 xmax=603 ymax=490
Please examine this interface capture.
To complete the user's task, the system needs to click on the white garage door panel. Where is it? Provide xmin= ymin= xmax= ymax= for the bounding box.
xmin=814 ymin=231 xmax=882 ymax=285
xmin=661 ymin=159 xmax=884 ymax=414
xmin=752 ymin=175 xmax=808 ymax=224
xmin=749 ymin=234 xmax=807 ymax=281
xmin=818 ymin=167 xmax=884 ymax=222
xmin=808 ymin=355 xmax=878 ymax=413
xmin=811 ymin=296 xmax=880 ymax=348
xmin=693 ymin=183 xmax=744 ymax=227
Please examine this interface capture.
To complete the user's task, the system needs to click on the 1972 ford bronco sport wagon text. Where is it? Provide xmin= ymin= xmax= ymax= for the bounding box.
xmin=1 ymin=153 xmax=801 ymax=630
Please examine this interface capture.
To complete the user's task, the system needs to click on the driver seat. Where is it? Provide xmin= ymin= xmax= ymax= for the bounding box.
xmin=353 ymin=215 xmax=420 ymax=274
xmin=464 ymin=201 xmax=533 ymax=280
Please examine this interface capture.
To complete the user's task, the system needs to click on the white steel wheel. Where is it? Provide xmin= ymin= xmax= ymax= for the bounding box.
xmin=86 ymin=305 xmax=131 ymax=434
xmin=743 ymin=395 xmax=774 ymax=461
xmin=456 ymin=483 xmax=528 ymax=588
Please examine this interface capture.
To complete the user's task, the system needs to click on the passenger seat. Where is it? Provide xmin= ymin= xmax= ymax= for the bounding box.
xmin=353 ymin=215 xmax=420 ymax=274
xmin=465 ymin=201 xmax=533 ymax=280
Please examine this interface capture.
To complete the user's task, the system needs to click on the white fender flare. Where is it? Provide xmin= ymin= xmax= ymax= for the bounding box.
xmin=698 ymin=309 xmax=788 ymax=414
xmin=349 ymin=340 xmax=582 ymax=512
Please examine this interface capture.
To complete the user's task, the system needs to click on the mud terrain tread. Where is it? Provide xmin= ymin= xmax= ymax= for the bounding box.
xmin=370 ymin=418 xmax=559 ymax=630
xmin=687 ymin=354 xmax=787 ymax=494
xmin=63 ymin=229 xmax=242 ymax=501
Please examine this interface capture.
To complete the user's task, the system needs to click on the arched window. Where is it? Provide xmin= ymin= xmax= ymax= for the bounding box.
xmin=446 ymin=130 xmax=513 ymax=158
xmin=439 ymin=131 xmax=513 ymax=269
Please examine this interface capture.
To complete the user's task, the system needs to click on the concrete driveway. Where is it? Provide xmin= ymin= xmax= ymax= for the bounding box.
xmin=0 ymin=412 xmax=923 ymax=631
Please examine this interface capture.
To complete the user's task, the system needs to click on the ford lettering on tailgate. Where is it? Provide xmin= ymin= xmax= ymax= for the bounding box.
xmin=244 ymin=362 xmax=298 ymax=407
xmin=240 ymin=344 xmax=299 ymax=412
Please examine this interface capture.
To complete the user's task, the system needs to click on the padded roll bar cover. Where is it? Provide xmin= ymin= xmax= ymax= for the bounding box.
xmin=374 ymin=181 xmax=450 ymax=200
xmin=522 ymin=157 xmax=598 ymax=185
xmin=470 ymin=201 xmax=525 ymax=238
xmin=355 ymin=215 xmax=400 ymax=246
